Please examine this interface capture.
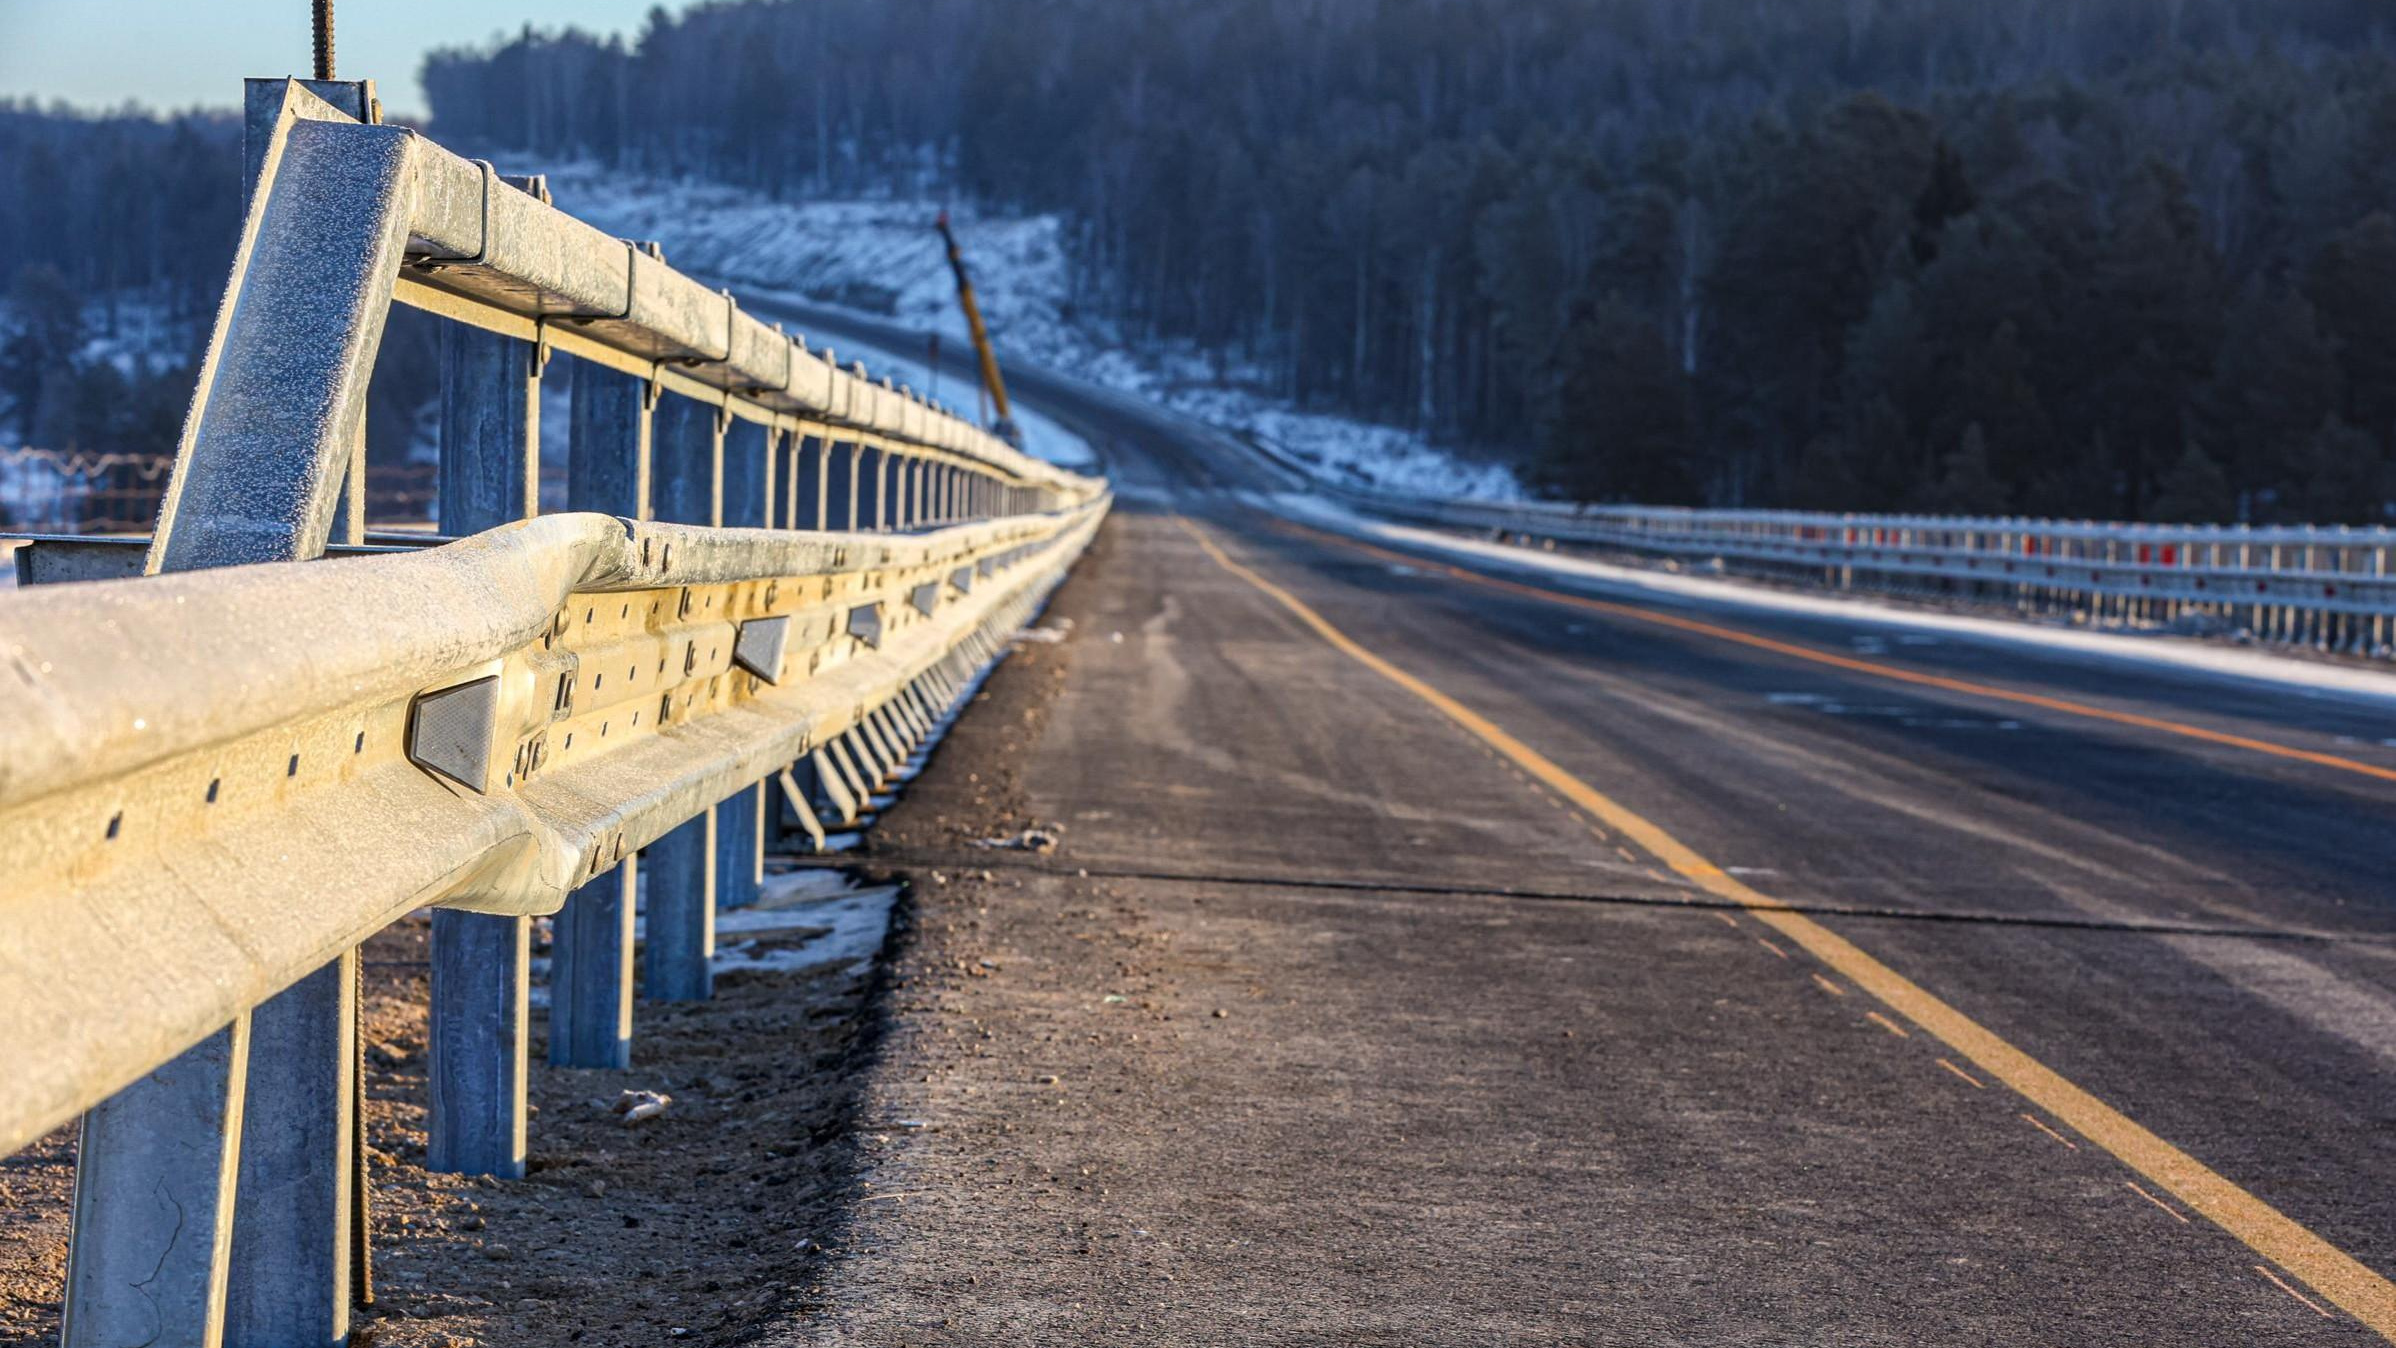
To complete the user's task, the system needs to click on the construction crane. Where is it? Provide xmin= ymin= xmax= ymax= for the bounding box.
xmin=935 ymin=210 xmax=1022 ymax=448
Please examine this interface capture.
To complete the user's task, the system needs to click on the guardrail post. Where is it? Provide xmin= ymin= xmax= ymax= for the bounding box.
xmin=227 ymin=955 xmax=358 ymax=1346
xmin=832 ymin=441 xmax=861 ymax=529
xmin=788 ymin=433 xmax=827 ymax=529
xmin=63 ymin=1024 xmax=249 ymax=1348
xmin=646 ymin=393 xmax=724 ymax=1001
xmin=641 ymin=808 xmax=716 ymax=1003
xmin=20 ymin=532 xmax=251 ymax=1348
xmin=719 ymin=418 xmax=772 ymax=910
xmin=426 ymin=319 xmax=540 ymax=1179
xmin=552 ymin=360 xmax=652 ymax=1068
xmin=860 ymin=444 xmax=888 ymax=531
xmin=68 ymin=79 xmax=408 ymax=1346
xmin=652 ymin=394 xmax=723 ymax=527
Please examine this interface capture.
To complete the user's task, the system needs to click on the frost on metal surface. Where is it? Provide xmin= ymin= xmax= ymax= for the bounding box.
xmin=0 ymin=498 xmax=1105 ymax=1158
xmin=0 ymin=94 xmax=1115 ymax=1191
xmin=153 ymin=119 xmax=420 ymax=572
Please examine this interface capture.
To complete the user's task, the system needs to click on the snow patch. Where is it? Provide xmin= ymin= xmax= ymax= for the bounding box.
xmin=519 ymin=162 xmax=1520 ymax=499
xmin=1260 ymin=490 xmax=2396 ymax=711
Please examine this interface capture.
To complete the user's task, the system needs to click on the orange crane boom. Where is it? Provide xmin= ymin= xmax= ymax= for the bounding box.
xmin=935 ymin=210 xmax=1022 ymax=447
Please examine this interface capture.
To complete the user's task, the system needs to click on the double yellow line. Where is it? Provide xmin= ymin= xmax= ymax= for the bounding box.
xmin=1177 ymin=514 xmax=2396 ymax=1339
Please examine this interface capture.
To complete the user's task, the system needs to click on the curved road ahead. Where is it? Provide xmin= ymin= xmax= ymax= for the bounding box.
xmin=757 ymin=298 xmax=2396 ymax=1346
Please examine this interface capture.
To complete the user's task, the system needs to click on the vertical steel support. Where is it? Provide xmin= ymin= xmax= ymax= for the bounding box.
xmin=785 ymin=433 xmax=822 ymax=529
xmin=552 ymin=361 xmax=652 ymax=1067
xmin=569 ymin=362 xmax=653 ymax=521
xmin=425 ymin=912 xmax=528 ymax=1178
xmin=810 ymin=436 xmax=832 ymax=530
xmin=830 ymin=441 xmax=859 ymax=530
xmin=426 ymin=321 xmax=540 ymax=1180
xmin=718 ymin=784 xmax=765 ymax=910
xmin=723 ymin=419 xmax=772 ymax=528
xmin=645 ymin=392 xmax=723 ymax=999
xmin=71 ymin=82 xmax=407 ymax=1348
xmin=226 ymin=956 xmax=356 ymax=1347
xmin=435 ymin=326 xmax=540 ymax=528
xmin=719 ymin=418 xmax=773 ymax=910
xmin=63 ymin=1025 xmax=249 ymax=1348
xmin=855 ymin=444 xmax=884 ymax=531
xmin=651 ymin=394 xmax=723 ymax=529
xmin=549 ymin=863 xmax=638 ymax=1069
xmin=641 ymin=811 xmax=716 ymax=1003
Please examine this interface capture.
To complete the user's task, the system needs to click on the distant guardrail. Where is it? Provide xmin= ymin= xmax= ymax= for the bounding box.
xmin=0 ymin=77 xmax=1106 ymax=1348
xmin=0 ymin=445 xmax=439 ymax=533
xmin=1338 ymin=491 xmax=2396 ymax=657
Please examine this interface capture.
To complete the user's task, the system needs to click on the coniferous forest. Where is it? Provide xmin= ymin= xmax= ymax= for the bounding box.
xmin=416 ymin=0 xmax=2396 ymax=521
xmin=12 ymin=1 xmax=2396 ymax=522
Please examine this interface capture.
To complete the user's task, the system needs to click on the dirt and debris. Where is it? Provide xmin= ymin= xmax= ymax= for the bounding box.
xmin=0 ymin=896 xmax=898 ymax=1348
xmin=610 ymin=1089 xmax=674 ymax=1127
xmin=971 ymin=826 xmax=1061 ymax=853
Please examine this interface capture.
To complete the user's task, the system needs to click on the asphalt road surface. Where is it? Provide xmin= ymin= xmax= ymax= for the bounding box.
xmin=758 ymin=297 xmax=2396 ymax=1345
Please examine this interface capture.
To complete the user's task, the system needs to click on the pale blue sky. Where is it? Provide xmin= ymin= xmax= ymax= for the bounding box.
xmin=0 ymin=0 xmax=666 ymax=119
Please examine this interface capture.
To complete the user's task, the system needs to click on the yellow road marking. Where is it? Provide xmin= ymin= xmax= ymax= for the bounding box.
xmin=1179 ymin=514 xmax=2396 ymax=1340
xmin=1710 ymin=911 xmax=1743 ymax=930
xmin=1812 ymin=973 xmax=1849 ymax=998
xmin=1937 ymin=1058 xmax=1987 ymax=1089
xmin=1756 ymin=937 xmax=1791 ymax=960
xmin=1267 ymin=516 xmax=2396 ymax=788
xmin=1865 ymin=1010 xmax=1912 ymax=1039
xmin=2127 ymin=1180 xmax=2193 ymax=1225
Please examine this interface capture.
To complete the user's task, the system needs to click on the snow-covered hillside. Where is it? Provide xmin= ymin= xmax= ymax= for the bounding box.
xmin=529 ymin=163 xmax=1522 ymax=500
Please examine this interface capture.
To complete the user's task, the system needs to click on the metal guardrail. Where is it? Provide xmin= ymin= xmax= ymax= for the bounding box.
xmin=1341 ymin=492 xmax=2396 ymax=656
xmin=0 ymin=77 xmax=1106 ymax=1346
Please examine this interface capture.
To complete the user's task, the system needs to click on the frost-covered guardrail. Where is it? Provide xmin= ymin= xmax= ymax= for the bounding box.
xmin=1342 ymin=491 xmax=2396 ymax=657
xmin=0 ymin=78 xmax=1106 ymax=1347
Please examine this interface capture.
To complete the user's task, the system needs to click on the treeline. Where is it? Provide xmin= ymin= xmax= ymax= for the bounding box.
xmin=12 ymin=3 xmax=2396 ymax=521
xmin=0 ymin=105 xmax=240 ymax=455
xmin=420 ymin=0 xmax=2396 ymax=521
